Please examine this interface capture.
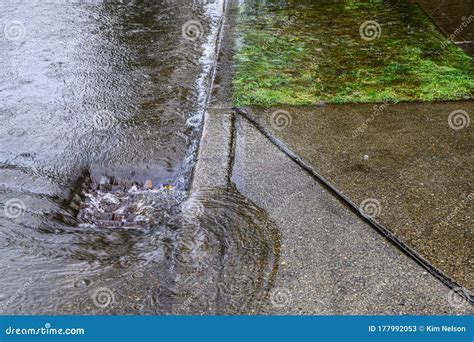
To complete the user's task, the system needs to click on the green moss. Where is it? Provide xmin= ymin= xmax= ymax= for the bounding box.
xmin=233 ymin=0 xmax=474 ymax=106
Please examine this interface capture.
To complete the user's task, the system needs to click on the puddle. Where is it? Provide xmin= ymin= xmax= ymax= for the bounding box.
xmin=1 ymin=185 xmax=280 ymax=314
xmin=1 ymin=0 xmax=208 ymax=189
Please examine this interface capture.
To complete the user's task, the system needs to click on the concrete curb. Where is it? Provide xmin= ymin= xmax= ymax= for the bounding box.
xmin=190 ymin=108 xmax=234 ymax=192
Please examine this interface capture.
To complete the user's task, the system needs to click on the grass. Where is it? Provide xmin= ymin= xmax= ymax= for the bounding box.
xmin=233 ymin=0 xmax=474 ymax=106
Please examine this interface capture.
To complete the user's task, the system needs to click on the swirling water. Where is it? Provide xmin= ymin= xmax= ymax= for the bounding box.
xmin=0 ymin=0 xmax=280 ymax=314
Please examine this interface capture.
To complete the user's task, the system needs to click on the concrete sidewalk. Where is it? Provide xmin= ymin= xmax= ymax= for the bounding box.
xmin=238 ymin=102 xmax=473 ymax=293
xmin=191 ymin=110 xmax=471 ymax=314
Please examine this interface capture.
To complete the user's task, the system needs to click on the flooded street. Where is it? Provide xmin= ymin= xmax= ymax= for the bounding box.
xmin=0 ymin=0 xmax=471 ymax=317
xmin=1 ymin=0 xmax=214 ymax=190
xmin=0 ymin=0 xmax=279 ymax=314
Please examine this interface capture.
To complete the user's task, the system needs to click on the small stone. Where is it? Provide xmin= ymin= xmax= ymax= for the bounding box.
xmin=101 ymin=193 xmax=120 ymax=205
xmin=72 ymin=193 xmax=82 ymax=203
xmin=123 ymin=206 xmax=133 ymax=214
xmin=69 ymin=202 xmax=80 ymax=211
xmin=363 ymin=154 xmax=369 ymax=161
xmin=73 ymin=279 xmax=92 ymax=288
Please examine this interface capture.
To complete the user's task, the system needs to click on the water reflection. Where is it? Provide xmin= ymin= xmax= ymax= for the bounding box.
xmin=1 ymin=0 xmax=212 ymax=188
xmin=1 ymin=187 xmax=280 ymax=314
xmin=0 ymin=0 xmax=268 ymax=314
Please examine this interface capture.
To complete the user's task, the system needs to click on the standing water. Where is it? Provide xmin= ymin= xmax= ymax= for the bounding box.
xmin=0 ymin=0 xmax=280 ymax=314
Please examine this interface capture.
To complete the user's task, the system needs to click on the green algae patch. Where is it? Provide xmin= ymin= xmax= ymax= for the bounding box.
xmin=233 ymin=0 xmax=474 ymax=106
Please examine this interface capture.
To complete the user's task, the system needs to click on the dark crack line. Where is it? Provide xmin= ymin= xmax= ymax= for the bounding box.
xmin=233 ymin=106 xmax=473 ymax=305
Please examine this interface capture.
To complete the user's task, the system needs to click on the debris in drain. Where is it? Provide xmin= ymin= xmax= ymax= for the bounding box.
xmin=54 ymin=171 xmax=183 ymax=230
xmin=77 ymin=182 xmax=147 ymax=229
xmin=52 ymin=169 xmax=91 ymax=225
xmin=162 ymin=184 xmax=173 ymax=191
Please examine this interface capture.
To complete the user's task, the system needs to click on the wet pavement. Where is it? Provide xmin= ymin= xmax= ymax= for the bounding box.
xmin=417 ymin=0 xmax=474 ymax=56
xmin=241 ymin=101 xmax=473 ymax=292
xmin=231 ymin=114 xmax=472 ymax=314
xmin=1 ymin=0 xmax=209 ymax=189
xmin=0 ymin=0 xmax=282 ymax=314
xmin=1 ymin=0 xmax=472 ymax=315
xmin=230 ymin=0 xmax=473 ymax=297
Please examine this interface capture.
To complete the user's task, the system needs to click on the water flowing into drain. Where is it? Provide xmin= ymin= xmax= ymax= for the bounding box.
xmin=5 ymin=186 xmax=280 ymax=314
xmin=0 ymin=0 xmax=282 ymax=314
